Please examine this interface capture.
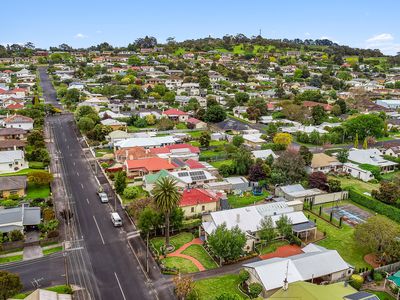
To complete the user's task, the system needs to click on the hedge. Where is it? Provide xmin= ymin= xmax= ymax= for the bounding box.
xmin=348 ymin=189 xmax=400 ymax=223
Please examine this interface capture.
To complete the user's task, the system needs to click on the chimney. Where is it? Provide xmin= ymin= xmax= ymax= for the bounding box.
xmin=236 ymin=214 xmax=240 ymax=223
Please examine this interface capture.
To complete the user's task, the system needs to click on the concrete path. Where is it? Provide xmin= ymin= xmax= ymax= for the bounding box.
xmin=167 ymin=238 xmax=205 ymax=271
xmin=23 ymin=245 xmax=43 ymax=260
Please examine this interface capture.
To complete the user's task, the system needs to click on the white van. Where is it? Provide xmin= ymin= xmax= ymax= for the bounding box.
xmin=111 ymin=212 xmax=122 ymax=227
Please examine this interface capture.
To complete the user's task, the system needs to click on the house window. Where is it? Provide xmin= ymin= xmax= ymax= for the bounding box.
xmin=191 ymin=207 xmax=194 ymax=213
xmin=201 ymin=205 xmax=205 ymax=211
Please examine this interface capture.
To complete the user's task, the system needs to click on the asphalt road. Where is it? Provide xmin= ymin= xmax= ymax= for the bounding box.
xmin=37 ymin=67 xmax=159 ymax=299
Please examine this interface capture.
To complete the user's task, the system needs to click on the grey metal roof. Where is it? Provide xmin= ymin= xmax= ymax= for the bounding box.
xmin=344 ymin=291 xmax=379 ymax=300
xmin=292 ymin=220 xmax=316 ymax=232
xmin=0 ymin=225 xmax=23 ymax=232
xmin=0 ymin=176 xmax=27 ymax=191
xmin=23 ymin=207 xmax=41 ymax=225
xmin=0 ymin=208 xmax=23 ymax=225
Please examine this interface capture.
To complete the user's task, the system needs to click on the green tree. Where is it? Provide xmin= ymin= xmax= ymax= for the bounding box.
xmin=234 ymin=92 xmax=249 ymax=104
xmin=123 ymin=186 xmax=140 ymax=199
xmin=114 ymin=171 xmax=127 ymax=194
xmin=248 ymin=283 xmax=263 ymax=299
xmin=354 ymin=215 xmax=400 ymax=262
xmin=78 ymin=116 xmax=95 ymax=133
xmin=199 ymin=131 xmax=211 ymax=148
xmin=64 ymin=88 xmax=80 ymax=103
xmin=258 ymin=216 xmax=276 ymax=250
xmin=28 ymin=170 xmax=54 ymax=185
xmin=299 ymin=145 xmax=313 ymax=166
xmin=336 ymin=149 xmax=349 ymax=164
xmin=232 ymin=147 xmax=253 ymax=175
xmin=207 ymin=223 xmax=246 ymax=263
xmin=362 ymin=138 xmax=368 ymax=149
xmin=276 ymin=215 xmax=292 ymax=240
xmin=311 ymin=105 xmax=326 ymax=125
xmin=344 ymin=114 xmax=384 ymax=140
xmin=0 ymin=270 xmax=23 ymax=300
xmin=199 ymin=76 xmax=210 ymax=89
xmin=354 ymin=133 xmax=359 ymax=148
xmin=232 ymin=135 xmax=244 ymax=147
xmin=153 ymin=177 xmax=181 ymax=249
xmin=204 ymin=105 xmax=226 ymax=123
xmin=272 ymin=150 xmax=305 ymax=184
xmin=128 ymin=55 xmax=141 ymax=66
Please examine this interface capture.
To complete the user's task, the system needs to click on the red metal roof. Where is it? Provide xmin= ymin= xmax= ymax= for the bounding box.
xmin=125 ymin=157 xmax=175 ymax=172
xmin=180 ymin=188 xmax=220 ymax=207
xmin=162 ymin=109 xmax=188 ymax=116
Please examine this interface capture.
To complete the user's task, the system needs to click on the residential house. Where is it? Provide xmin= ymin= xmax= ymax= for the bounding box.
xmin=381 ymin=146 xmax=400 ymax=158
xmin=180 ymin=188 xmax=221 ymax=217
xmin=105 ymin=130 xmax=132 ymax=146
xmin=0 ymin=205 xmax=41 ymax=233
xmin=376 ymin=99 xmax=400 ymax=109
xmin=0 ymin=175 xmax=27 ymax=198
xmin=149 ymin=143 xmax=200 ymax=161
xmin=303 ymin=101 xmax=333 ymax=112
xmin=143 ymin=169 xmax=171 ymax=192
xmin=68 ymin=82 xmax=85 ymax=90
xmin=347 ymin=148 xmax=397 ymax=173
xmin=162 ymin=109 xmax=189 ymax=122
xmin=124 ymin=157 xmax=176 ymax=179
xmin=0 ymin=128 xmax=27 ymax=140
xmin=252 ymin=149 xmax=277 ymax=160
xmin=242 ymin=133 xmax=266 ymax=149
xmin=244 ymin=244 xmax=353 ymax=297
xmin=224 ymin=176 xmax=251 ymax=191
xmin=308 ymin=153 xmax=341 ymax=174
xmin=187 ymin=117 xmax=207 ymax=129
xmin=275 ymin=184 xmax=348 ymax=205
xmin=202 ymin=202 xmax=316 ymax=251
xmin=214 ymin=119 xmax=251 ymax=134
xmin=114 ymin=146 xmax=155 ymax=163
xmin=168 ymin=169 xmax=217 ymax=188
xmin=4 ymin=114 xmax=34 ymax=131
xmin=0 ymin=139 xmax=26 ymax=151
xmin=115 ymin=136 xmax=178 ymax=149
xmin=342 ymin=163 xmax=374 ymax=182
xmin=100 ymin=118 xmax=127 ymax=130
xmin=0 ymin=150 xmax=28 ymax=173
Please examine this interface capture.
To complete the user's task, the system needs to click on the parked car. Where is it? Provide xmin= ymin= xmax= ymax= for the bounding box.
xmin=98 ymin=192 xmax=109 ymax=203
xmin=111 ymin=212 xmax=122 ymax=227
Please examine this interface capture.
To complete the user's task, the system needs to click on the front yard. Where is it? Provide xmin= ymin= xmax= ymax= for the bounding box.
xmin=256 ymin=240 xmax=289 ymax=255
xmin=26 ymin=182 xmax=51 ymax=199
xmin=162 ymin=256 xmax=199 ymax=274
xmin=181 ymin=244 xmax=218 ymax=270
xmin=151 ymin=232 xmax=194 ymax=254
xmin=194 ymin=274 xmax=248 ymax=299
xmin=227 ymin=191 xmax=269 ymax=208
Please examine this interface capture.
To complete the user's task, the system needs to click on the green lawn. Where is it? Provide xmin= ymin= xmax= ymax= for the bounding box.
xmin=315 ymin=217 xmax=370 ymax=270
xmin=161 ymin=256 xmax=199 ymax=274
xmin=0 ymin=168 xmax=35 ymax=177
xmin=151 ymin=232 xmax=194 ymax=253
xmin=28 ymin=161 xmax=45 ymax=169
xmin=210 ymin=159 xmax=233 ymax=168
xmin=181 ymin=244 xmax=218 ymax=270
xmin=194 ymin=274 xmax=248 ymax=299
xmin=95 ymin=148 xmax=113 ymax=158
xmin=366 ymin=290 xmax=396 ymax=300
xmin=26 ymin=182 xmax=51 ymax=199
xmin=227 ymin=191 xmax=269 ymax=208
xmin=188 ymin=131 xmax=204 ymax=138
xmin=328 ymin=175 xmax=379 ymax=194
xmin=0 ymin=254 xmax=23 ymax=264
xmin=43 ymin=246 xmax=63 ymax=256
xmin=380 ymin=171 xmax=400 ymax=181
xmin=256 ymin=240 xmax=289 ymax=255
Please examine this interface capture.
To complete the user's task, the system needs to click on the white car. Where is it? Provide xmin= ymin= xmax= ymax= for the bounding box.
xmin=98 ymin=192 xmax=109 ymax=203
xmin=111 ymin=212 xmax=122 ymax=227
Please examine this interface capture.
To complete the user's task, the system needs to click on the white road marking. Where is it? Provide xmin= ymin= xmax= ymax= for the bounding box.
xmin=114 ymin=272 xmax=127 ymax=300
xmin=81 ymin=183 xmax=84 ymax=189
xmin=86 ymin=198 xmax=89 ymax=204
xmin=73 ymin=162 xmax=75 ymax=166
xmin=76 ymin=172 xmax=79 ymax=177
xmin=92 ymin=216 xmax=105 ymax=245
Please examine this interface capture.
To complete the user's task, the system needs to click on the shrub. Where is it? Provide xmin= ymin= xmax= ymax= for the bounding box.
xmin=373 ymin=272 xmax=384 ymax=281
xmin=349 ymin=274 xmax=364 ymax=290
xmin=8 ymin=230 xmax=24 ymax=242
xmin=239 ymin=269 xmax=250 ymax=283
xmin=0 ymin=200 xmax=19 ymax=208
xmin=248 ymin=282 xmax=263 ymax=298
xmin=43 ymin=208 xmax=55 ymax=221
xmin=123 ymin=186 xmax=140 ymax=199
xmin=47 ymin=230 xmax=59 ymax=238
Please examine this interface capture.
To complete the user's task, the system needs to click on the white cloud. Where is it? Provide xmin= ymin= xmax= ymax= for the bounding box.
xmin=304 ymin=32 xmax=310 ymax=37
xmin=366 ymin=33 xmax=394 ymax=43
xmin=74 ymin=33 xmax=87 ymax=39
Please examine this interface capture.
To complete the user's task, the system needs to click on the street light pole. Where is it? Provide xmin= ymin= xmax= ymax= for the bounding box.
xmin=146 ymin=232 xmax=149 ymax=273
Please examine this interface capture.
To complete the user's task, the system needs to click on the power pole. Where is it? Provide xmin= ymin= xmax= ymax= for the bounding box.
xmin=146 ymin=232 xmax=149 ymax=273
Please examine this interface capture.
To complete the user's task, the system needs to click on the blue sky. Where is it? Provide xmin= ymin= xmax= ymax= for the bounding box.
xmin=4 ymin=0 xmax=400 ymax=55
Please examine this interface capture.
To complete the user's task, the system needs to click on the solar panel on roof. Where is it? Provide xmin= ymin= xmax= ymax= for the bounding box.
xmin=189 ymin=171 xmax=204 ymax=176
xmin=178 ymin=172 xmax=189 ymax=177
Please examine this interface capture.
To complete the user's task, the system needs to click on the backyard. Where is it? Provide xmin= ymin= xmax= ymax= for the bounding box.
xmin=328 ymin=175 xmax=379 ymax=194
xmin=194 ymin=274 xmax=248 ymax=299
xmin=227 ymin=190 xmax=269 ymax=208
xmin=26 ymin=182 xmax=51 ymax=199
xmin=256 ymin=240 xmax=289 ymax=255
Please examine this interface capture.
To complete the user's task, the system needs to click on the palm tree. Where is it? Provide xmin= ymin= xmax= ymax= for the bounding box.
xmin=153 ymin=177 xmax=180 ymax=250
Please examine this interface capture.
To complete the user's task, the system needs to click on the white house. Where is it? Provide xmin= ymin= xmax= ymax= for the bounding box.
xmin=243 ymin=244 xmax=353 ymax=297
xmin=347 ymin=148 xmax=397 ymax=173
xmin=342 ymin=162 xmax=374 ymax=182
xmin=252 ymin=149 xmax=278 ymax=160
xmin=68 ymin=82 xmax=85 ymax=90
xmin=115 ymin=136 xmax=178 ymax=149
xmin=3 ymin=114 xmax=34 ymax=131
xmin=0 ymin=150 xmax=28 ymax=173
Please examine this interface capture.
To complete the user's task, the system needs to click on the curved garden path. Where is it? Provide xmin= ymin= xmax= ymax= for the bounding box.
xmin=167 ymin=238 xmax=206 ymax=271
